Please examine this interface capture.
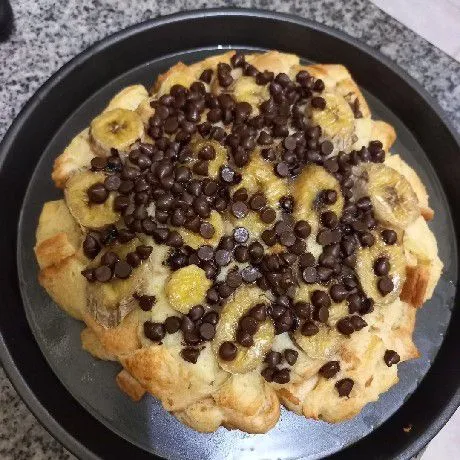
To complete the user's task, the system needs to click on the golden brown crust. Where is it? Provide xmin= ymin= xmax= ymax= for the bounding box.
xmin=38 ymin=255 xmax=86 ymax=320
xmin=401 ymin=265 xmax=430 ymax=308
xmin=120 ymin=342 xmax=228 ymax=412
xmin=116 ymin=369 xmax=146 ymax=402
xmin=81 ymin=327 xmax=116 ymax=361
xmin=82 ymin=309 xmax=141 ymax=358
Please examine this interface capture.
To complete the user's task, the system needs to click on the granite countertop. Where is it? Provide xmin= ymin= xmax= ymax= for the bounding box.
xmin=0 ymin=0 xmax=459 ymax=459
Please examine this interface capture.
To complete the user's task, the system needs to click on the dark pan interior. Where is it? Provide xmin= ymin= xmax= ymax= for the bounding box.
xmin=1 ymin=10 xmax=459 ymax=460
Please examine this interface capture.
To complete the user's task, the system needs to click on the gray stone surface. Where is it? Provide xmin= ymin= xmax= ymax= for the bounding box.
xmin=0 ymin=0 xmax=458 ymax=458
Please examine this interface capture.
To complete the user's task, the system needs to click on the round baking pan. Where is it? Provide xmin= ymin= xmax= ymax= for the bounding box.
xmin=1 ymin=8 xmax=459 ymax=460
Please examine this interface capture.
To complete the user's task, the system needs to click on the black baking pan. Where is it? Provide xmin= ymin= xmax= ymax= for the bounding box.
xmin=0 ymin=8 xmax=459 ymax=460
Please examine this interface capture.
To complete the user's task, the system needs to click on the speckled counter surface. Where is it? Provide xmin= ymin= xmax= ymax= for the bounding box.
xmin=0 ymin=1 xmax=459 ymax=459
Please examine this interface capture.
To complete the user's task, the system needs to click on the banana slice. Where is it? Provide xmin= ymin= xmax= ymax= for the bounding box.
xmin=293 ymin=325 xmax=342 ymax=360
xmin=360 ymin=163 xmax=420 ymax=229
xmin=87 ymin=239 xmax=150 ymax=327
xmin=231 ymin=76 xmax=270 ymax=106
xmin=165 ymin=265 xmax=211 ymax=314
xmin=64 ymin=171 xmax=119 ymax=229
xmin=212 ymin=287 xmax=274 ymax=374
xmin=292 ymin=164 xmax=344 ymax=231
xmin=177 ymin=210 xmax=224 ymax=250
xmin=104 ymin=85 xmax=149 ymax=112
xmin=90 ymin=108 xmax=144 ymax=156
xmin=239 ymin=152 xmax=288 ymax=207
xmin=309 ymin=92 xmax=355 ymax=151
xmin=356 ymin=235 xmax=406 ymax=305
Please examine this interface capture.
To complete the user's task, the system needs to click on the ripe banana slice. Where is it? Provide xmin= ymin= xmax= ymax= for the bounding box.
xmin=64 ymin=171 xmax=119 ymax=229
xmin=309 ymin=92 xmax=355 ymax=152
xmin=239 ymin=152 xmax=288 ymax=207
xmin=212 ymin=287 xmax=274 ymax=374
xmin=356 ymin=235 xmax=406 ymax=305
xmin=87 ymin=239 xmax=151 ymax=327
xmin=165 ymin=265 xmax=211 ymax=314
xmin=231 ymin=76 xmax=270 ymax=106
xmin=293 ymin=164 xmax=344 ymax=231
xmin=90 ymin=108 xmax=144 ymax=156
xmin=293 ymin=325 xmax=342 ymax=360
xmin=177 ymin=210 xmax=224 ymax=249
xmin=360 ymin=164 xmax=420 ymax=229
xmin=104 ymin=85 xmax=149 ymax=113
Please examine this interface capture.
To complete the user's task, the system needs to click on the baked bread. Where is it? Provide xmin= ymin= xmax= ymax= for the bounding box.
xmin=34 ymin=50 xmax=442 ymax=433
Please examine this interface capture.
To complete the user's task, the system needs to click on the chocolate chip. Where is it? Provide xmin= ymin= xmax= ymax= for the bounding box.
xmin=299 ymin=252 xmax=315 ymax=268
xmin=335 ymin=378 xmax=354 ymax=397
xmin=320 ymin=140 xmax=334 ymax=156
xmin=347 ymin=293 xmax=363 ymax=313
xmin=199 ymin=68 xmax=213 ymax=83
xmin=249 ymin=242 xmax=264 ymax=263
xmin=311 ymin=96 xmax=326 ymax=110
xmin=196 ymin=245 xmax=213 ymax=261
xmin=317 ymin=229 xmax=341 ymax=246
xmin=113 ymin=260 xmax=132 ymax=279
xmin=181 ymin=347 xmax=200 ymax=364
xmin=163 ymin=316 xmax=180 ymax=334
xmin=94 ymin=265 xmax=112 ymax=282
xmin=181 ymin=315 xmax=195 ymax=334
xmin=240 ymin=316 xmax=260 ymax=335
xmin=233 ymin=227 xmax=249 ymax=243
xmin=260 ymin=207 xmax=276 ymax=223
xmin=261 ymin=229 xmax=277 ymax=246
xmin=230 ymin=201 xmax=249 ymax=219
xmin=236 ymin=328 xmax=254 ymax=347
xmin=293 ymin=301 xmax=311 ymax=319
xmin=301 ymin=320 xmax=319 ymax=336
xmin=384 ymin=349 xmax=401 ymax=367
xmin=329 ymin=284 xmax=347 ymax=303
xmin=126 ymin=252 xmax=141 ymax=268
xmin=188 ymin=305 xmax=204 ymax=321
xmin=249 ymin=304 xmax=267 ymax=322
xmin=234 ymin=245 xmax=249 ymax=263
xmin=91 ymin=156 xmax=108 ymax=171
xmin=199 ymin=322 xmax=216 ymax=341
xmin=83 ymin=235 xmax=101 ymax=259
xmin=199 ymin=221 xmax=215 ymax=239
xmin=103 ymin=175 xmax=121 ymax=192
xmin=374 ymin=257 xmax=390 ymax=276
xmin=284 ymin=349 xmax=298 ymax=365
xmin=302 ymin=267 xmax=317 ymax=284
xmin=381 ymin=229 xmax=397 ymax=245
xmin=261 ymin=354 xmax=283 ymax=375
xmin=319 ymin=361 xmax=340 ymax=379
xmin=215 ymin=249 xmax=232 ymax=266
xmin=226 ymin=268 xmax=243 ymax=289
xmin=336 ymin=317 xmax=355 ymax=335
xmin=144 ymin=321 xmax=165 ymax=342
xmin=360 ymin=232 xmax=375 ymax=247
xmin=87 ymin=183 xmax=108 ymax=204
xmin=273 ymin=368 xmax=290 ymax=384
xmin=311 ymin=290 xmax=331 ymax=309
xmin=249 ymin=193 xmax=267 ymax=211
xmin=136 ymin=245 xmax=153 ymax=260
xmin=241 ymin=266 xmax=261 ymax=283
xmin=294 ymin=220 xmax=311 ymax=238
xmin=138 ymin=295 xmax=156 ymax=311
xmin=275 ymin=162 xmax=289 ymax=177
xmin=279 ymin=231 xmax=296 ymax=247
xmin=350 ymin=315 xmax=367 ymax=331
xmin=378 ymin=276 xmax=394 ymax=295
